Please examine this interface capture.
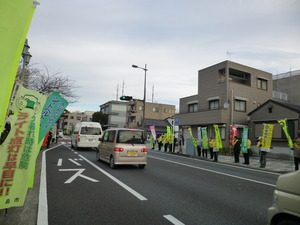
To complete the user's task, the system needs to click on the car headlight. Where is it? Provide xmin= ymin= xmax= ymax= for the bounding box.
xmin=272 ymin=190 xmax=279 ymax=207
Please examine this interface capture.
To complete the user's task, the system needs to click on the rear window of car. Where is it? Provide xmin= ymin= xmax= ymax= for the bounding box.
xmin=117 ymin=130 xmax=145 ymax=144
xmin=80 ymin=127 xmax=101 ymax=135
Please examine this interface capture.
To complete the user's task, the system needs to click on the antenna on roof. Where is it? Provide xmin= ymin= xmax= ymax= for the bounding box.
xmin=226 ymin=51 xmax=236 ymax=60
xmin=116 ymin=83 xmax=119 ymax=101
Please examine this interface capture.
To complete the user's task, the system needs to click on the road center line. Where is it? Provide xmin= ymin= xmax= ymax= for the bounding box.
xmin=79 ymin=154 xmax=148 ymax=201
xmin=149 ymin=155 xmax=276 ymax=187
xmin=164 ymin=215 xmax=185 ymax=225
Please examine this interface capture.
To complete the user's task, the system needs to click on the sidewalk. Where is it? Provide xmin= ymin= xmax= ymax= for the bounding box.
xmin=148 ymin=144 xmax=295 ymax=174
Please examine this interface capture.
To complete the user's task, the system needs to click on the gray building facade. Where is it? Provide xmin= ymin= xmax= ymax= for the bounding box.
xmin=176 ymin=60 xmax=273 ymax=149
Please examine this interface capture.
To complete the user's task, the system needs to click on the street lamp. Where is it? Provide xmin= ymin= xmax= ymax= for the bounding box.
xmin=21 ymin=39 xmax=32 ymax=84
xmin=132 ymin=64 xmax=147 ymax=128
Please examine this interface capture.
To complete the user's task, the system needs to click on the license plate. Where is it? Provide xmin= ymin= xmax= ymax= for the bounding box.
xmin=127 ymin=151 xmax=137 ymax=156
xmin=89 ymin=139 xmax=94 ymax=142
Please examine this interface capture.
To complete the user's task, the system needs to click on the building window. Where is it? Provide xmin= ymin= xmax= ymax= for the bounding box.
xmin=129 ymin=116 xmax=136 ymax=123
xmin=209 ymin=100 xmax=219 ymax=110
xmin=234 ymin=100 xmax=246 ymax=112
xmin=77 ymin=116 xmax=81 ymax=120
xmin=257 ymin=78 xmax=268 ymax=90
xmin=152 ymin=107 xmax=159 ymax=113
xmin=138 ymin=106 xmax=143 ymax=111
xmin=188 ymin=103 xmax=198 ymax=112
xmin=70 ymin=116 xmax=74 ymax=119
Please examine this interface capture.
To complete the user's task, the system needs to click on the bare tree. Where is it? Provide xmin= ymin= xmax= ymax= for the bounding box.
xmin=27 ymin=65 xmax=79 ymax=103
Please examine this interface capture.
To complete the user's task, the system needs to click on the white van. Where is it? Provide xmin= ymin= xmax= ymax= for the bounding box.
xmin=268 ymin=170 xmax=300 ymax=225
xmin=71 ymin=122 xmax=103 ymax=149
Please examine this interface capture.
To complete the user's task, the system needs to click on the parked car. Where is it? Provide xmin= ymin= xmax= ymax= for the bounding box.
xmin=71 ymin=122 xmax=103 ymax=149
xmin=96 ymin=128 xmax=147 ymax=169
xmin=268 ymin=170 xmax=300 ymax=225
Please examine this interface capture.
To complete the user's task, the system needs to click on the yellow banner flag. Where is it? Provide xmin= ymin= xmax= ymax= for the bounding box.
xmin=0 ymin=84 xmax=46 ymax=209
xmin=278 ymin=119 xmax=294 ymax=149
xmin=261 ymin=124 xmax=274 ymax=152
xmin=214 ymin=125 xmax=223 ymax=148
xmin=0 ymin=0 xmax=38 ymax=133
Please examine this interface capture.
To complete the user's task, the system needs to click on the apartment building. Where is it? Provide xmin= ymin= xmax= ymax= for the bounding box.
xmin=273 ymin=69 xmax=300 ymax=105
xmin=59 ymin=111 xmax=94 ymax=133
xmin=127 ymin=100 xmax=175 ymax=129
xmin=176 ymin=60 xmax=273 ymax=149
xmin=100 ymin=100 xmax=175 ymax=130
xmin=100 ymin=100 xmax=127 ymax=129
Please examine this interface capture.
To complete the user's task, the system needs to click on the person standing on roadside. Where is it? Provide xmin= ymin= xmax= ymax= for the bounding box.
xmin=212 ymin=139 xmax=219 ymax=162
xmin=257 ymin=136 xmax=267 ymax=168
xmin=243 ymin=139 xmax=251 ymax=165
xmin=233 ymin=136 xmax=241 ymax=163
xmin=293 ymin=131 xmax=300 ymax=171
xmin=157 ymin=134 xmax=163 ymax=151
xmin=208 ymin=137 xmax=214 ymax=159
xmin=47 ymin=131 xmax=53 ymax=148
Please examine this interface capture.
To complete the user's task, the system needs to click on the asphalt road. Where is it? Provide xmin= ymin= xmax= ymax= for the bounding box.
xmin=40 ymin=143 xmax=279 ymax=225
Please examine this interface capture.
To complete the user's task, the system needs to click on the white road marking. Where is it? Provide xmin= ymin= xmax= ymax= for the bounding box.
xmin=164 ymin=215 xmax=185 ymax=225
xmin=57 ymin=158 xmax=62 ymax=166
xmin=149 ymin=155 xmax=276 ymax=187
xmin=59 ymin=168 xmax=99 ymax=183
xmin=79 ymin=154 xmax=148 ymax=201
xmin=68 ymin=158 xmax=82 ymax=166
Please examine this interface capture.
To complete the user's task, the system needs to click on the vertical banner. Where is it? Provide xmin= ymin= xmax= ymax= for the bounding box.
xmin=38 ymin=92 xmax=69 ymax=143
xmin=261 ymin=124 xmax=274 ymax=152
xmin=197 ymin=127 xmax=202 ymax=148
xmin=230 ymin=126 xmax=237 ymax=146
xmin=0 ymin=84 xmax=46 ymax=209
xmin=0 ymin=0 xmax=38 ymax=133
xmin=201 ymin=127 xmax=209 ymax=149
xmin=214 ymin=125 xmax=223 ymax=148
xmin=149 ymin=126 xmax=156 ymax=141
xmin=187 ymin=128 xmax=198 ymax=147
xmin=240 ymin=128 xmax=248 ymax=153
xmin=278 ymin=119 xmax=294 ymax=149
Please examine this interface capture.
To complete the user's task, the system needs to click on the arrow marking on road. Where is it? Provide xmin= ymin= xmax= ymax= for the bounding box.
xmin=59 ymin=168 xmax=99 ymax=183
xmin=68 ymin=158 xmax=82 ymax=166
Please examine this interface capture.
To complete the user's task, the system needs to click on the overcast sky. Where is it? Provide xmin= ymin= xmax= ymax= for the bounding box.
xmin=27 ymin=0 xmax=300 ymax=112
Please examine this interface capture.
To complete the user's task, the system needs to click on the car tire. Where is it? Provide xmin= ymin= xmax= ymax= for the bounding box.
xmin=277 ymin=219 xmax=300 ymax=225
xmin=138 ymin=164 xmax=146 ymax=169
xmin=96 ymin=150 xmax=101 ymax=161
xmin=110 ymin=156 xmax=115 ymax=169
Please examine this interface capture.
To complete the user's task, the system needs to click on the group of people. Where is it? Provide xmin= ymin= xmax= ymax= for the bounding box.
xmin=197 ymin=137 xmax=219 ymax=162
xmin=149 ymin=131 xmax=300 ymax=171
xmin=150 ymin=134 xmax=178 ymax=153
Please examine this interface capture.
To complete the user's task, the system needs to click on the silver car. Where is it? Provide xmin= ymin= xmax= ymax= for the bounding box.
xmin=96 ymin=128 xmax=147 ymax=169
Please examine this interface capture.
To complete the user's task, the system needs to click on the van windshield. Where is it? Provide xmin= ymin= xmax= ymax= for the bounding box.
xmin=117 ymin=130 xmax=145 ymax=144
xmin=80 ymin=127 xmax=101 ymax=135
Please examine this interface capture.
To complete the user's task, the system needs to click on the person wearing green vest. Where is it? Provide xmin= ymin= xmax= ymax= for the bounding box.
xmin=243 ymin=139 xmax=251 ymax=165
xmin=293 ymin=131 xmax=300 ymax=170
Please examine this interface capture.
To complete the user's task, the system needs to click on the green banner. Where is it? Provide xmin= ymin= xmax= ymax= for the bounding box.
xmin=278 ymin=119 xmax=294 ymax=149
xmin=240 ymin=128 xmax=248 ymax=153
xmin=0 ymin=0 xmax=38 ymax=134
xmin=214 ymin=125 xmax=223 ymax=148
xmin=188 ymin=128 xmax=198 ymax=147
xmin=0 ymin=84 xmax=46 ymax=209
xmin=38 ymin=92 xmax=69 ymax=143
xmin=201 ymin=127 xmax=209 ymax=149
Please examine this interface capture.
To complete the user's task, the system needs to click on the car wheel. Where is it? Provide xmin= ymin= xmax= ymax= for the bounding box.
xmin=96 ymin=150 xmax=101 ymax=161
xmin=277 ymin=219 xmax=300 ymax=225
xmin=138 ymin=164 xmax=146 ymax=169
xmin=110 ymin=156 xmax=115 ymax=169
